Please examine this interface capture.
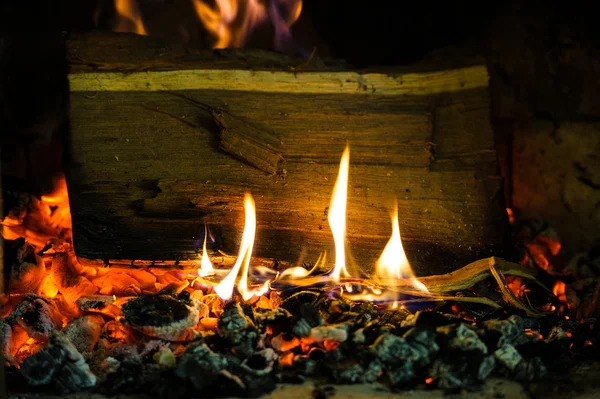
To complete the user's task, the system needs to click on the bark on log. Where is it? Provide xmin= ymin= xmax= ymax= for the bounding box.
xmin=66 ymin=32 xmax=509 ymax=275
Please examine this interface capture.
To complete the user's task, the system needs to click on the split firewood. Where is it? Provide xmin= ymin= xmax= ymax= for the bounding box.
xmin=20 ymin=331 xmax=96 ymax=393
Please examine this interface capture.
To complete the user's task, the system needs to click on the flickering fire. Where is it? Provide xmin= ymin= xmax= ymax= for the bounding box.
xmin=328 ymin=144 xmax=351 ymax=282
xmin=376 ymin=203 xmax=428 ymax=293
xmin=193 ymin=0 xmax=302 ymax=50
xmin=214 ymin=193 xmax=269 ymax=301
xmin=553 ymin=280 xmax=567 ymax=309
xmin=198 ymin=226 xmax=215 ymax=277
xmin=113 ymin=0 xmax=147 ymax=36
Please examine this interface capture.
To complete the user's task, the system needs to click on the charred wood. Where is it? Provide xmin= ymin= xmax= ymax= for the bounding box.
xmin=20 ymin=331 xmax=96 ymax=393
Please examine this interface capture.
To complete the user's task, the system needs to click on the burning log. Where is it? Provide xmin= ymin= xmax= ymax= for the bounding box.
xmin=66 ymin=31 xmax=509 ymax=274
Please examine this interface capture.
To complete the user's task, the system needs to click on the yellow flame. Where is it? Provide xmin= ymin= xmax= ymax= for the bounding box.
xmin=199 ymin=226 xmax=215 ymax=277
xmin=377 ymin=203 xmax=428 ymax=292
xmin=114 ymin=0 xmax=147 ymax=36
xmin=214 ymin=193 xmax=268 ymax=301
xmin=328 ymin=145 xmax=351 ymax=282
xmin=279 ymin=251 xmax=325 ymax=279
xmin=193 ymin=0 xmax=302 ymax=50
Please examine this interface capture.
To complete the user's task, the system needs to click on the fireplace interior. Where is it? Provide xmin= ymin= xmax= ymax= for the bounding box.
xmin=2 ymin=1 xmax=600 ymax=398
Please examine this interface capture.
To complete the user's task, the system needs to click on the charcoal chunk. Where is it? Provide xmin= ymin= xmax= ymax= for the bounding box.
xmin=293 ymin=303 xmax=323 ymax=338
xmin=430 ymin=354 xmax=496 ymax=389
xmin=219 ymin=303 xmax=258 ymax=358
xmin=379 ymin=308 xmax=412 ymax=325
xmin=403 ymin=327 xmax=439 ymax=365
xmin=494 ymin=344 xmax=523 ymax=372
xmin=514 ymin=356 xmax=547 ymax=381
xmin=122 ymin=294 xmax=199 ymax=341
xmin=351 ymin=302 xmax=378 ymax=325
xmin=176 ymin=342 xmax=228 ymax=390
xmin=370 ymin=334 xmax=422 ymax=386
xmin=219 ymin=302 xmax=254 ymax=332
xmin=6 ymin=295 xmax=62 ymax=340
xmin=21 ymin=332 xmax=96 ymax=394
xmin=63 ymin=314 xmax=104 ymax=354
xmin=438 ymin=323 xmax=488 ymax=354
xmin=253 ymin=307 xmax=293 ymax=332
xmin=483 ymin=315 xmax=525 ymax=348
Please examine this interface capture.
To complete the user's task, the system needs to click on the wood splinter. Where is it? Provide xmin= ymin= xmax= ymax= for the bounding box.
xmin=165 ymin=91 xmax=285 ymax=175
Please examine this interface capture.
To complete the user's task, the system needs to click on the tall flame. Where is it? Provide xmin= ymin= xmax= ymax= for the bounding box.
xmin=199 ymin=226 xmax=215 ymax=277
xmin=377 ymin=203 xmax=428 ymax=292
xmin=114 ymin=0 xmax=147 ymax=36
xmin=328 ymin=145 xmax=351 ymax=282
xmin=193 ymin=0 xmax=302 ymax=50
xmin=214 ymin=193 xmax=268 ymax=301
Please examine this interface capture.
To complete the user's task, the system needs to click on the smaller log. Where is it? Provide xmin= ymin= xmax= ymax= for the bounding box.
xmin=271 ymin=257 xmax=539 ymax=295
xmin=20 ymin=331 xmax=96 ymax=393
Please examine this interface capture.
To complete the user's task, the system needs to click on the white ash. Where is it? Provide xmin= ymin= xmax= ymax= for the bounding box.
xmin=309 ymin=323 xmax=349 ymax=343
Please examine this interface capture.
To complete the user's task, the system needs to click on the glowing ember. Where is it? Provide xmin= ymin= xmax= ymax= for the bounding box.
xmin=114 ymin=0 xmax=147 ymax=36
xmin=376 ymin=203 xmax=428 ymax=292
xmin=506 ymin=207 xmax=515 ymax=224
xmin=193 ymin=0 xmax=302 ymax=50
xmin=214 ymin=193 xmax=269 ymax=301
xmin=553 ymin=280 xmax=567 ymax=305
xmin=198 ymin=226 xmax=215 ymax=277
xmin=328 ymin=144 xmax=351 ymax=282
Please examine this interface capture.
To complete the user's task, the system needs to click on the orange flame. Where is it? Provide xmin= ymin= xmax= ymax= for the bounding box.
xmin=214 ymin=193 xmax=269 ymax=301
xmin=193 ymin=0 xmax=302 ymax=50
xmin=199 ymin=226 xmax=215 ymax=277
xmin=376 ymin=203 xmax=428 ymax=292
xmin=553 ymin=281 xmax=567 ymax=304
xmin=114 ymin=0 xmax=147 ymax=36
xmin=328 ymin=144 xmax=351 ymax=282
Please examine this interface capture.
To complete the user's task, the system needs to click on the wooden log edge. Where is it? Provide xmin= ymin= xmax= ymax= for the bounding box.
xmin=68 ymin=65 xmax=489 ymax=96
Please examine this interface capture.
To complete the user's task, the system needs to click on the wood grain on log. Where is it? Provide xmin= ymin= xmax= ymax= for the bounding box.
xmin=66 ymin=32 xmax=508 ymax=275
